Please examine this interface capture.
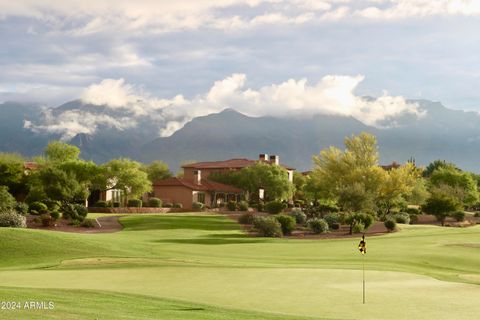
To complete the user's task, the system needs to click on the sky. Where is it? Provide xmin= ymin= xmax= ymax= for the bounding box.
xmin=1 ymin=0 xmax=480 ymax=137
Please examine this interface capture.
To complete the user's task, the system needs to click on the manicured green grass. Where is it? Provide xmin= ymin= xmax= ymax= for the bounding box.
xmin=1 ymin=213 xmax=480 ymax=319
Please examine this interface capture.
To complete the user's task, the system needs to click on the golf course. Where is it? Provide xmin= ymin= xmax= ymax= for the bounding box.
xmin=1 ymin=213 xmax=480 ymax=320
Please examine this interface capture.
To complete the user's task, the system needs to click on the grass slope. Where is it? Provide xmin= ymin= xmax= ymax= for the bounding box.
xmin=1 ymin=214 xmax=480 ymax=319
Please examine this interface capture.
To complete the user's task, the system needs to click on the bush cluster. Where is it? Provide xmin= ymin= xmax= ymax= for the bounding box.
xmin=0 ymin=210 xmax=27 ymax=228
xmin=384 ymin=219 xmax=396 ymax=231
xmin=62 ymin=204 xmax=88 ymax=222
xmin=265 ymin=201 xmax=286 ymax=214
xmin=307 ymin=218 xmax=329 ymax=234
xmin=127 ymin=199 xmax=142 ymax=207
xmin=163 ymin=202 xmax=173 ymax=208
xmin=253 ymin=216 xmax=282 ymax=237
xmin=324 ymin=213 xmax=340 ymax=228
xmin=451 ymin=211 xmax=465 ymax=222
xmin=238 ymin=201 xmax=249 ymax=211
xmin=352 ymin=221 xmax=365 ymax=233
xmin=29 ymin=201 xmax=48 ymax=214
xmin=94 ymin=200 xmax=108 ymax=208
xmin=275 ymin=215 xmax=296 ymax=235
xmin=227 ymin=201 xmax=237 ymax=211
xmin=394 ymin=212 xmax=410 ymax=224
xmin=192 ymin=202 xmax=205 ymax=211
xmin=148 ymin=198 xmax=162 ymax=208
xmin=0 ymin=186 xmax=16 ymax=210
xmin=14 ymin=202 xmax=29 ymax=215
xmin=81 ymin=218 xmax=96 ymax=228
xmin=288 ymin=208 xmax=307 ymax=224
xmin=173 ymin=203 xmax=182 ymax=209
xmin=238 ymin=212 xmax=255 ymax=224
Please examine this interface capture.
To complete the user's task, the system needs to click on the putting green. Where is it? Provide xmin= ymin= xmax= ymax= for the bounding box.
xmin=1 ymin=266 xmax=480 ymax=320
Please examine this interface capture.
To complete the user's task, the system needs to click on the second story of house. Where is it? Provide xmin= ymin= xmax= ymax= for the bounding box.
xmin=182 ymin=154 xmax=295 ymax=184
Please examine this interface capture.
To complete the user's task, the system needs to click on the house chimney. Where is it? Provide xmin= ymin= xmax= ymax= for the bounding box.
xmin=193 ymin=170 xmax=202 ymax=185
xmin=259 ymin=154 xmax=268 ymax=162
xmin=269 ymin=155 xmax=279 ymax=165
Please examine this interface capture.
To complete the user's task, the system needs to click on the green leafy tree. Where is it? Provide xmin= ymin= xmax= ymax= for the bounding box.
xmin=0 ymin=153 xmax=27 ymax=197
xmin=428 ymin=167 xmax=479 ymax=206
xmin=44 ymin=141 xmax=80 ymax=163
xmin=101 ymin=159 xmax=152 ymax=201
xmin=310 ymin=133 xmax=384 ymax=212
xmin=143 ymin=160 xmax=172 ymax=183
xmin=423 ymin=160 xmax=459 ymax=178
xmin=0 ymin=186 xmax=16 ymax=210
xmin=421 ymin=193 xmax=462 ymax=226
xmin=36 ymin=167 xmax=88 ymax=204
xmin=292 ymin=171 xmax=307 ymax=201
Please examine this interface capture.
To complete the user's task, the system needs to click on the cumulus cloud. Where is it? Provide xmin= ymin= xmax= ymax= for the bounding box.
xmin=75 ymin=73 xmax=425 ymax=137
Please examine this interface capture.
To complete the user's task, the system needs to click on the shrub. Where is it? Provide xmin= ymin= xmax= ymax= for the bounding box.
xmin=50 ymin=210 xmax=60 ymax=220
xmin=324 ymin=213 xmax=340 ymax=228
xmin=265 ymin=201 xmax=286 ymax=214
xmin=394 ymin=212 xmax=410 ymax=224
xmin=94 ymin=200 xmax=108 ymax=208
xmin=148 ymin=198 xmax=162 ymax=208
xmin=62 ymin=204 xmax=88 ymax=222
xmin=40 ymin=213 xmax=53 ymax=227
xmin=69 ymin=219 xmax=82 ymax=227
xmin=14 ymin=202 xmax=29 ymax=215
xmin=173 ymin=203 xmax=183 ymax=208
xmin=0 ymin=210 xmax=26 ymax=228
xmin=227 ymin=201 xmax=237 ymax=211
xmin=257 ymin=202 xmax=265 ymax=212
xmin=345 ymin=212 xmax=374 ymax=234
xmin=409 ymin=214 xmax=419 ymax=224
xmin=29 ymin=201 xmax=48 ymax=214
xmin=192 ymin=202 xmax=205 ymax=211
xmin=163 ymin=202 xmax=173 ymax=208
xmin=113 ymin=202 xmax=120 ymax=208
xmin=288 ymin=208 xmax=307 ymax=224
xmin=406 ymin=207 xmax=421 ymax=215
xmin=44 ymin=200 xmax=61 ymax=211
xmin=127 ymin=199 xmax=142 ymax=208
xmin=451 ymin=211 xmax=465 ymax=222
xmin=253 ymin=216 xmax=282 ymax=237
xmin=384 ymin=219 xmax=396 ymax=232
xmin=0 ymin=186 xmax=16 ymax=210
xmin=81 ymin=218 xmax=96 ymax=228
xmin=238 ymin=212 xmax=255 ymax=224
xmin=238 ymin=201 xmax=249 ymax=211
xmin=330 ymin=222 xmax=341 ymax=230
xmin=307 ymin=218 xmax=329 ymax=234
xmin=474 ymin=212 xmax=480 ymax=217
xmin=275 ymin=215 xmax=296 ymax=235
xmin=351 ymin=221 xmax=365 ymax=233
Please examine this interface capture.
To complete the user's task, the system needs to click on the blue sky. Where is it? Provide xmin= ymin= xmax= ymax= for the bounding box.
xmin=1 ymin=0 xmax=480 ymax=116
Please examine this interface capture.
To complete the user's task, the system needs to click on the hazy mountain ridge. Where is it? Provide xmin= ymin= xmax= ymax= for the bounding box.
xmin=1 ymin=99 xmax=480 ymax=172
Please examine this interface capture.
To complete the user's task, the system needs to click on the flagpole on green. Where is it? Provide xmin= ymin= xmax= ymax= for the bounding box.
xmin=363 ymin=252 xmax=365 ymax=304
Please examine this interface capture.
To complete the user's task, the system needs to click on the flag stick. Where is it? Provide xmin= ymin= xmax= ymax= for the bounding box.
xmin=362 ymin=253 xmax=365 ymax=304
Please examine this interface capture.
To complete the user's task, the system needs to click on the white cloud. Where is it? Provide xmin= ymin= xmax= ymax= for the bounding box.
xmin=24 ymin=109 xmax=136 ymax=140
xmin=76 ymin=73 xmax=425 ymax=137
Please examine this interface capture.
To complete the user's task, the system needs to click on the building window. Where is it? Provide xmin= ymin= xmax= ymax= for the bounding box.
xmin=197 ymin=192 xmax=205 ymax=204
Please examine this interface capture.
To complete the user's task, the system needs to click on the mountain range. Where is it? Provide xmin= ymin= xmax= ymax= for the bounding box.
xmin=1 ymin=99 xmax=480 ymax=172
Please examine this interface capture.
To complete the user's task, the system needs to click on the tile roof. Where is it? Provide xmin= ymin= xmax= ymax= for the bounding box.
xmin=24 ymin=162 xmax=39 ymax=170
xmin=153 ymin=177 xmax=242 ymax=193
xmin=182 ymin=158 xmax=295 ymax=170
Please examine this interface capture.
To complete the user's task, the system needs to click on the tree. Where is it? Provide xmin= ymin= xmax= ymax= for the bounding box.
xmin=210 ymin=162 xmax=294 ymax=201
xmin=292 ymin=171 xmax=307 ymax=201
xmin=143 ymin=161 xmax=172 ymax=183
xmin=377 ymin=163 xmax=419 ymax=216
xmin=428 ymin=167 xmax=479 ymax=206
xmin=44 ymin=141 xmax=80 ymax=163
xmin=36 ymin=167 xmax=88 ymax=204
xmin=239 ymin=162 xmax=294 ymax=201
xmin=423 ymin=160 xmax=459 ymax=178
xmin=101 ymin=159 xmax=152 ymax=201
xmin=0 ymin=186 xmax=16 ymax=210
xmin=0 ymin=153 xmax=27 ymax=197
xmin=422 ymin=193 xmax=462 ymax=226
xmin=310 ymin=133 xmax=384 ymax=212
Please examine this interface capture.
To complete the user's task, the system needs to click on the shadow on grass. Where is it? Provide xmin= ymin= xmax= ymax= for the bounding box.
xmin=123 ymin=215 xmax=240 ymax=231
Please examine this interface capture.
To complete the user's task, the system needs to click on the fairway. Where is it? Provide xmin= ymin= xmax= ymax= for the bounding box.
xmin=1 ymin=214 xmax=480 ymax=320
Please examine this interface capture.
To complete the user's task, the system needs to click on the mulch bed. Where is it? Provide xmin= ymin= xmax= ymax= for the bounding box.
xmin=26 ymin=215 xmax=123 ymax=234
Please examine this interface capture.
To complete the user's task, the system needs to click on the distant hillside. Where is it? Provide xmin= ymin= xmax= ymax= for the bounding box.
xmin=2 ymin=99 xmax=480 ymax=172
